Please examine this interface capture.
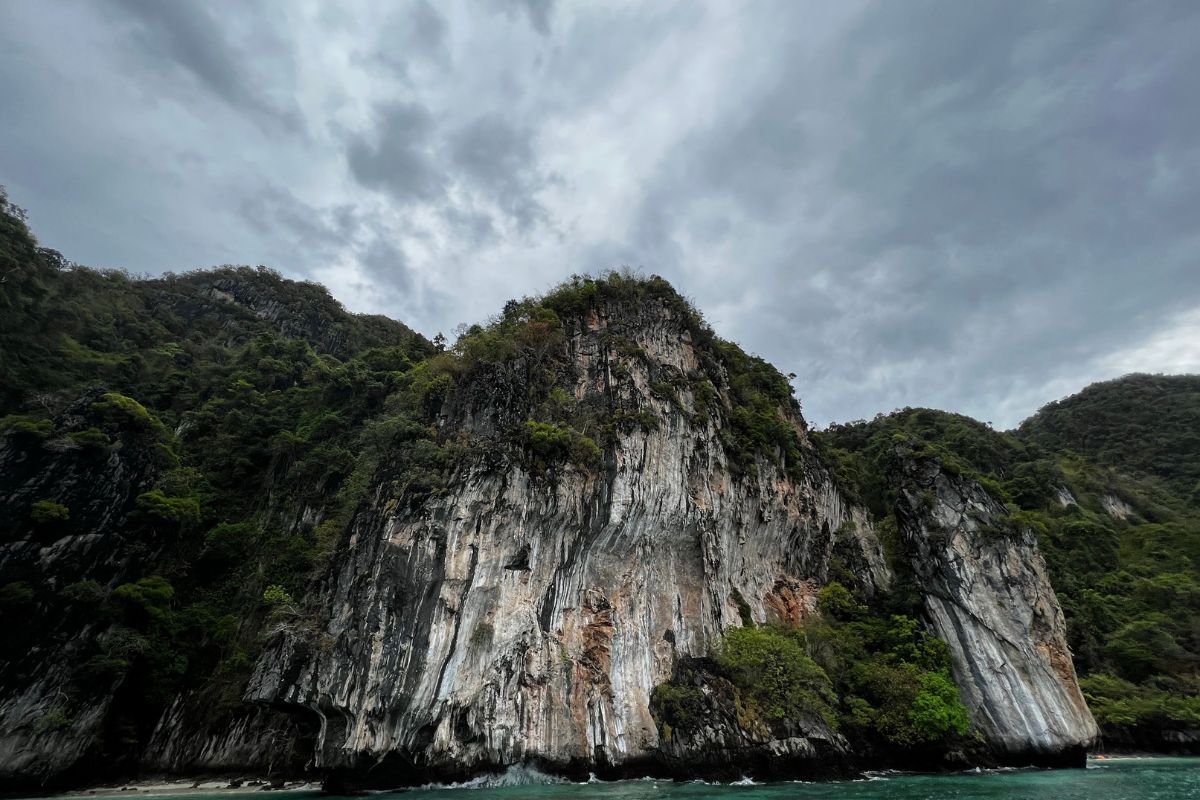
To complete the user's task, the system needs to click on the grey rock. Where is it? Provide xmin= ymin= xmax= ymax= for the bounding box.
xmin=245 ymin=300 xmax=887 ymax=782
xmin=893 ymin=454 xmax=1099 ymax=762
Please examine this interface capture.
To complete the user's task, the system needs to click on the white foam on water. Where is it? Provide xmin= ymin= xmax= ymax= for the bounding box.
xmin=416 ymin=764 xmax=567 ymax=790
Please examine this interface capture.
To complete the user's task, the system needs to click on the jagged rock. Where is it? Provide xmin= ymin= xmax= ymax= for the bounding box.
xmin=141 ymin=695 xmax=316 ymax=778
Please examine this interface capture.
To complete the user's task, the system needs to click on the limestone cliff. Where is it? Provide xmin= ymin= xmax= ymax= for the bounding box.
xmin=0 ymin=191 xmax=1113 ymax=788
xmin=891 ymin=453 xmax=1099 ymax=764
xmin=244 ymin=292 xmax=889 ymax=784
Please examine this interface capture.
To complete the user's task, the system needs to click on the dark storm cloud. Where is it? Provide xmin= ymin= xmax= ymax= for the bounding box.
xmin=2 ymin=0 xmax=1198 ymax=427
xmin=346 ymin=102 xmax=445 ymax=205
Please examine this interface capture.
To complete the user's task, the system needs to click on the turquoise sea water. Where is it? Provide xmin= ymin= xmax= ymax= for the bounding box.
xmin=45 ymin=757 xmax=1200 ymax=800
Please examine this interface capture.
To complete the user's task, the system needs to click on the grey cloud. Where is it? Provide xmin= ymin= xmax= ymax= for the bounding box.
xmin=410 ymin=1 xmax=449 ymax=55
xmin=345 ymin=103 xmax=552 ymax=238
xmin=368 ymin=1 xmax=450 ymax=78
xmin=103 ymin=0 xmax=301 ymax=130
xmin=346 ymin=102 xmax=445 ymax=205
xmin=449 ymin=115 xmax=549 ymax=232
xmin=493 ymin=0 xmax=555 ymax=36
xmin=443 ymin=205 xmax=497 ymax=247
xmin=238 ymin=184 xmax=375 ymax=277
xmin=359 ymin=237 xmax=415 ymax=294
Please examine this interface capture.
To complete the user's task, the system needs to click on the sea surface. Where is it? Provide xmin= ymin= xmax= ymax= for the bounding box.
xmin=46 ymin=757 xmax=1200 ymax=800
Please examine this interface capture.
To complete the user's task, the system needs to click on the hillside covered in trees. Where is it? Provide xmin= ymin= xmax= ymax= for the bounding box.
xmin=1018 ymin=373 xmax=1200 ymax=500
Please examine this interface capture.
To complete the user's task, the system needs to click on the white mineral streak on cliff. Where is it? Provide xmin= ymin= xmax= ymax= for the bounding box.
xmin=895 ymin=457 xmax=1098 ymax=759
xmin=246 ymin=301 xmax=888 ymax=776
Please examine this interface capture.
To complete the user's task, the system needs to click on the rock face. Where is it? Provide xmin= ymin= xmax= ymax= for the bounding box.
xmin=0 ymin=389 xmax=165 ymax=788
xmin=141 ymin=697 xmax=316 ymax=777
xmin=245 ymin=298 xmax=888 ymax=784
xmin=892 ymin=454 xmax=1099 ymax=765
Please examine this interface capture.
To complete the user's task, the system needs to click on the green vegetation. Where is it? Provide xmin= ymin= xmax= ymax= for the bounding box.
xmin=806 ymin=585 xmax=971 ymax=747
xmin=1019 ymin=373 xmax=1200 ymax=497
xmin=651 ymin=583 xmax=971 ymax=752
xmin=30 ymin=500 xmax=70 ymax=524
xmin=522 ymin=420 xmax=601 ymax=471
xmin=0 ymin=414 xmax=54 ymax=437
xmin=713 ymin=625 xmax=838 ymax=726
xmin=262 ymin=584 xmax=295 ymax=608
xmin=68 ymin=427 xmax=112 ymax=448
xmin=134 ymin=490 xmax=201 ymax=527
xmin=816 ymin=398 xmax=1200 ymax=741
xmin=1080 ymin=673 xmax=1200 ymax=729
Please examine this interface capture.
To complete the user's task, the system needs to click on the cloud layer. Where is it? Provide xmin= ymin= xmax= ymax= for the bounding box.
xmin=2 ymin=0 xmax=1197 ymax=427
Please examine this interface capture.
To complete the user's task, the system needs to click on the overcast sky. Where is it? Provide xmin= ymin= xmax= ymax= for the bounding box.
xmin=2 ymin=1 xmax=1198 ymax=427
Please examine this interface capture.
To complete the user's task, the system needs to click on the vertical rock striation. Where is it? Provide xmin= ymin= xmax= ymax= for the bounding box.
xmin=892 ymin=454 xmax=1099 ymax=765
xmin=246 ymin=296 xmax=888 ymax=784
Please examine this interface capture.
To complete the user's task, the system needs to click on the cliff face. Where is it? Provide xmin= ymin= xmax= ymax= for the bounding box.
xmin=0 ymin=390 xmax=166 ymax=787
xmin=892 ymin=454 xmax=1099 ymax=764
xmin=245 ymin=297 xmax=889 ymax=784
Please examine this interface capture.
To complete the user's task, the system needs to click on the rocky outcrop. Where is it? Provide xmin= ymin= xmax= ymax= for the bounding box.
xmin=651 ymin=658 xmax=850 ymax=781
xmin=892 ymin=454 xmax=1099 ymax=766
xmin=245 ymin=297 xmax=888 ymax=785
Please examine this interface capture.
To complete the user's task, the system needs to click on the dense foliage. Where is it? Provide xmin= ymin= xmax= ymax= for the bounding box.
xmin=651 ymin=582 xmax=971 ymax=754
xmin=0 ymin=188 xmax=438 ymax=760
xmin=1018 ymin=373 xmax=1200 ymax=499
xmin=816 ymin=403 xmax=1200 ymax=742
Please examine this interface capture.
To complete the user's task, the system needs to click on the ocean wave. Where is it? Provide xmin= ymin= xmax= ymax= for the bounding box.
xmin=416 ymin=764 xmax=568 ymax=790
